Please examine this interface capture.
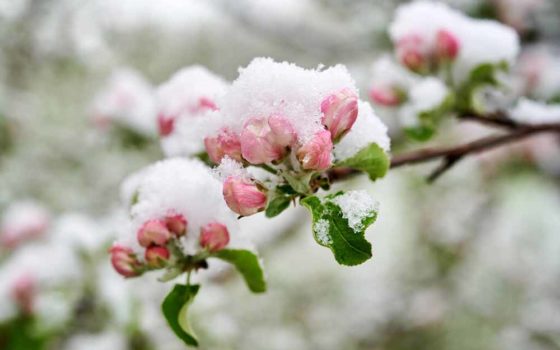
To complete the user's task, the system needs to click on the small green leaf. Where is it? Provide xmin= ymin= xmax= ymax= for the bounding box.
xmin=265 ymin=193 xmax=292 ymax=218
xmin=456 ymin=62 xmax=508 ymax=114
xmin=213 ymin=249 xmax=267 ymax=293
xmin=301 ymin=193 xmax=377 ymax=266
xmin=336 ymin=143 xmax=389 ymax=181
xmin=162 ymin=284 xmax=200 ymax=347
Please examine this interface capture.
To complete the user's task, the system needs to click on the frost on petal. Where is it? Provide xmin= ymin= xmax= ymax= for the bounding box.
xmin=334 ymin=101 xmax=390 ymax=161
xmin=331 ymin=191 xmax=379 ymax=232
xmin=509 ymin=98 xmax=560 ymax=124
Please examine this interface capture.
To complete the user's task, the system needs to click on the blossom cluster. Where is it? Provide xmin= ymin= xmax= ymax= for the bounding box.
xmin=90 ymin=68 xmax=157 ymax=137
xmin=110 ymin=158 xmax=242 ymax=278
xmin=369 ymin=0 xmax=521 ymax=138
xmin=201 ymin=58 xmax=389 ymax=217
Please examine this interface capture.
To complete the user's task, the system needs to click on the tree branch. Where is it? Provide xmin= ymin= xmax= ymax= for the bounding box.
xmin=390 ymin=122 xmax=560 ymax=181
xmin=459 ymin=113 xmax=522 ymax=130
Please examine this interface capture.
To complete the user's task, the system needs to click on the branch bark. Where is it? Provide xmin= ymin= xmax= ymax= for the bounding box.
xmin=390 ymin=121 xmax=560 ymax=181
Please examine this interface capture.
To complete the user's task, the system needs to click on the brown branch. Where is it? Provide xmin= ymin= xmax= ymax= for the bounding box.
xmin=390 ymin=122 xmax=560 ymax=181
xmin=459 ymin=113 xmax=522 ymax=130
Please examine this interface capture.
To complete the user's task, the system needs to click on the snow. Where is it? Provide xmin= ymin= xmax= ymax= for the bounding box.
xmin=158 ymin=66 xmax=228 ymax=157
xmin=210 ymin=57 xmax=357 ymax=144
xmin=122 ymin=158 xmax=247 ymax=256
xmin=0 ymin=200 xmax=50 ymax=247
xmin=314 ymin=219 xmax=331 ymax=245
xmin=389 ymin=0 xmax=520 ymax=83
xmin=90 ymin=68 xmax=157 ymax=136
xmin=332 ymin=191 xmax=378 ymax=232
xmin=334 ymin=101 xmax=390 ymax=161
xmin=214 ymin=157 xmax=247 ymax=181
xmin=510 ymin=98 xmax=560 ymax=124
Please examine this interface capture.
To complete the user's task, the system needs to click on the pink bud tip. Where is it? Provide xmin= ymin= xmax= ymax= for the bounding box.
xmin=240 ymin=116 xmax=296 ymax=164
xmin=158 ymin=113 xmax=175 ymax=136
xmin=144 ymin=245 xmax=170 ymax=268
xmin=109 ymin=244 xmax=143 ymax=278
xmin=436 ymin=29 xmax=460 ymax=62
xmin=200 ymin=222 xmax=230 ymax=252
xmin=137 ymin=219 xmax=171 ymax=247
xmin=369 ymin=86 xmax=402 ymax=107
xmin=223 ymin=176 xmax=267 ymax=217
xmin=12 ymin=274 xmax=35 ymax=314
xmin=165 ymin=214 xmax=187 ymax=236
xmin=297 ymin=130 xmax=333 ymax=171
xmin=204 ymin=128 xmax=243 ymax=164
xmin=198 ymin=97 xmax=218 ymax=111
xmin=396 ymin=34 xmax=428 ymax=72
xmin=321 ymin=88 xmax=359 ymax=141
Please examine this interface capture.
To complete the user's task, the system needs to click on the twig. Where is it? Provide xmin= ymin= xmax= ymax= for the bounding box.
xmin=390 ymin=122 xmax=560 ymax=181
xmin=459 ymin=113 xmax=521 ymax=129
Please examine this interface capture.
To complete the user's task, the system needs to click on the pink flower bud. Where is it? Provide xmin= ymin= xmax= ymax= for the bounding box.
xmin=321 ymin=88 xmax=358 ymax=141
xmin=109 ymin=244 xmax=143 ymax=278
xmin=199 ymin=222 xmax=230 ymax=252
xmin=12 ymin=274 xmax=35 ymax=314
xmin=436 ymin=29 xmax=460 ymax=62
xmin=198 ymin=97 xmax=218 ymax=111
xmin=165 ymin=214 xmax=187 ymax=236
xmin=223 ymin=176 xmax=267 ymax=216
xmin=144 ymin=245 xmax=170 ymax=268
xmin=158 ymin=113 xmax=175 ymax=137
xmin=369 ymin=85 xmax=403 ymax=107
xmin=396 ymin=34 xmax=428 ymax=72
xmin=204 ymin=128 xmax=243 ymax=164
xmin=297 ymin=130 xmax=333 ymax=171
xmin=240 ymin=116 xmax=296 ymax=164
xmin=137 ymin=219 xmax=171 ymax=247
xmin=268 ymin=114 xmax=297 ymax=146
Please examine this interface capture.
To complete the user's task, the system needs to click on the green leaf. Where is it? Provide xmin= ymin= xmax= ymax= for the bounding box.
xmin=301 ymin=193 xmax=377 ymax=266
xmin=213 ymin=249 xmax=267 ymax=293
xmin=162 ymin=284 xmax=200 ymax=347
xmin=456 ymin=62 xmax=508 ymax=114
xmin=265 ymin=193 xmax=292 ymax=218
xmin=336 ymin=143 xmax=389 ymax=181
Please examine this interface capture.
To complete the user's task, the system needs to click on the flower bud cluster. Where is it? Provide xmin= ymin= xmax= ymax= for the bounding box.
xmin=90 ymin=68 xmax=157 ymax=137
xmin=156 ymin=66 xmax=228 ymax=157
xmin=0 ymin=201 xmax=50 ymax=249
xmin=201 ymin=58 xmax=386 ymax=217
xmin=110 ymin=159 xmax=238 ymax=278
xmin=389 ymin=1 xmax=519 ymax=79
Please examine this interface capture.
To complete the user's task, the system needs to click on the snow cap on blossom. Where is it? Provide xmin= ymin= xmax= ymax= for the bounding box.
xmin=389 ymin=1 xmax=464 ymax=67
xmin=334 ymin=101 xmax=390 ymax=161
xmin=369 ymin=56 xmax=416 ymax=107
xmin=157 ymin=66 xmax=228 ymax=157
xmin=398 ymin=77 xmax=449 ymax=128
xmin=205 ymin=57 xmax=358 ymax=148
xmin=90 ymin=68 xmax=157 ymax=136
xmin=389 ymin=1 xmax=519 ymax=81
xmin=117 ymin=158 xmax=244 ymax=257
xmin=0 ymin=241 xmax=81 ymax=322
xmin=516 ymin=46 xmax=560 ymax=100
xmin=0 ymin=200 xmax=50 ymax=249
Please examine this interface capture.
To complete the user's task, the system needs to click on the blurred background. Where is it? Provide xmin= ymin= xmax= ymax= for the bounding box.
xmin=1 ymin=0 xmax=560 ymax=349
